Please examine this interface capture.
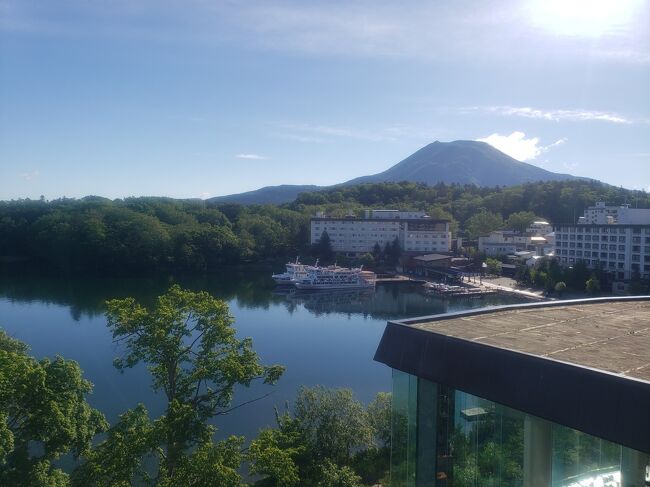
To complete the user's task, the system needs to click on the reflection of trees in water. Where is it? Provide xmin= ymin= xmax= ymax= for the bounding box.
xmin=0 ymin=272 xmax=527 ymax=323
xmin=0 ymin=267 xmax=281 ymax=320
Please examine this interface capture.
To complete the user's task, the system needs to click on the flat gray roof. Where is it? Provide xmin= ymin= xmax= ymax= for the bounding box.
xmin=409 ymin=299 xmax=650 ymax=382
xmin=374 ymin=297 xmax=650 ymax=452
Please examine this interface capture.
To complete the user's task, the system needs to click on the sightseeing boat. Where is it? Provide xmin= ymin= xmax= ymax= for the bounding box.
xmin=272 ymin=258 xmax=314 ymax=285
xmin=294 ymin=265 xmax=376 ymax=290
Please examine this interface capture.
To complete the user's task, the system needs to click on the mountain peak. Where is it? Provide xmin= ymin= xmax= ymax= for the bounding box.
xmin=211 ymin=140 xmax=583 ymax=204
xmin=343 ymin=140 xmax=572 ymax=187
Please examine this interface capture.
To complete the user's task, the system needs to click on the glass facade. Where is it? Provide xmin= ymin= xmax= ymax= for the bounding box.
xmin=391 ymin=371 xmax=650 ymax=487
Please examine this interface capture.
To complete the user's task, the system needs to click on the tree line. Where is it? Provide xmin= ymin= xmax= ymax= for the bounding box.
xmin=1 ymin=180 xmax=647 ymax=274
xmin=0 ymin=286 xmax=390 ymax=486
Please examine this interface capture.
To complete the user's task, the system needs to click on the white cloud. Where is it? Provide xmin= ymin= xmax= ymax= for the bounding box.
xmin=468 ymin=106 xmax=633 ymax=124
xmin=20 ymin=170 xmax=40 ymax=181
xmin=199 ymin=192 xmax=211 ymax=199
xmin=476 ymin=132 xmax=566 ymax=161
xmin=235 ymin=153 xmax=268 ymax=160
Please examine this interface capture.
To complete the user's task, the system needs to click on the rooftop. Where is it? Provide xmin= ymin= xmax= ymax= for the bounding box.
xmin=374 ymin=297 xmax=650 ymax=453
xmin=409 ymin=299 xmax=650 ymax=382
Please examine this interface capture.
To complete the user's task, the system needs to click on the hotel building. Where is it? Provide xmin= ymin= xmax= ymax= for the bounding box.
xmin=310 ymin=210 xmax=451 ymax=256
xmin=375 ymin=297 xmax=650 ymax=486
xmin=554 ymin=203 xmax=650 ymax=281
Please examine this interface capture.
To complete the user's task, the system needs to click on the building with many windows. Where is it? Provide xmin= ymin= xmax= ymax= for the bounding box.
xmin=478 ymin=224 xmax=555 ymax=257
xmin=310 ymin=210 xmax=451 ymax=256
xmin=554 ymin=203 xmax=650 ymax=281
xmin=374 ymin=297 xmax=650 ymax=486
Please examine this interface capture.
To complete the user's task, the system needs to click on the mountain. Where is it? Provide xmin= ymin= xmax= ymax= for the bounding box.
xmin=209 ymin=184 xmax=321 ymax=205
xmin=210 ymin=140 xmax=583 ymax=204
xmin=343 ymin=140 xmax=581 ymax=187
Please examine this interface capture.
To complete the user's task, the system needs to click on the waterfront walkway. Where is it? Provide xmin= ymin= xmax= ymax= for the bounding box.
xmin=471 ymin=277 xmax=548 ymax=301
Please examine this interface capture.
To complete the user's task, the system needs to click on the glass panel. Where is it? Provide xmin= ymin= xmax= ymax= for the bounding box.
xmin=391 ymin=370 xmax=417 ymax=487
xmin=551 ymin=424 xmax=621 ymax=486
xmin=447 ymin=390 xmax=524 ymax=487
xmin=391 ymin=374 xmax=647 ymax=487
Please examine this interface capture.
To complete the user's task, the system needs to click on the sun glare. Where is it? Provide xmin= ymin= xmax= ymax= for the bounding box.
xmin=527 ymin=0 xmax=643 ymax=37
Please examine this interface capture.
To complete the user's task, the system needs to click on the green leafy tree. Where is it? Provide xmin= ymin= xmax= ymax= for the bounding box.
xmin=465 ymin=210 xmax=504 ymax=241
xmin=249 ymin=387 xmax=378 ymax=486
xmin=586 ymin=274 xmax=601 ymax=294
xmin=371 ymin=242 xmax=382 ymax=261
xmin=358 ymin=253 xmax=375 ymax=268
xmin=555 ymin=281 xmax=567 ymax=296
xmin=366 ymin=392 xmax=391 ymax=449
xmin=317 ymin=460 xmax=363 ymax=487
xmin=0 ymin=330 xmax=107 ymax=487
xmin=294 ymin=386 xmax=373 ymax=466
xmin=485 ymin=258 xmax=503 ymax=276
xmin=248 ymin=410 xmax=304 ymax=487
xmin=314 ymin=231 xmax=334 ymax=263
xmin=505 ymin=211 xmax=540 ymax=233
xmin=74 ymin=285 xmax=284 ymax=485
xmin=386 ymin=237 xmax=401 ymax=266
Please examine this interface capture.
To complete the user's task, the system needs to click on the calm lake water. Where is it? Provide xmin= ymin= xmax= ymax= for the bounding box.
xmin=0 ymin=268 xmax=525 ymax=442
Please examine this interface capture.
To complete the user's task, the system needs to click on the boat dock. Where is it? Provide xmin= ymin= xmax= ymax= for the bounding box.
xmin=375 ymin=274 xmax=425 ymax=284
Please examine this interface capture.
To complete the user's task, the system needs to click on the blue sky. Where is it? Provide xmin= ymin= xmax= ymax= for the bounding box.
xmin=1 ymin=0 xmax=649 ymax=200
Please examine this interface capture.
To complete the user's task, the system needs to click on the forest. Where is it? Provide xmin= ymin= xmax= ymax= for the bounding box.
xmin=0 ymin=180 xmax=647 ymax=275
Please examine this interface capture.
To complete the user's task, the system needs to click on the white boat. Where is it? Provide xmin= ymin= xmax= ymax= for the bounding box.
xmin=272 ymin=258 xmax=314 ymax=285
xmin=294 ymin=265 xmax=376 ymax=290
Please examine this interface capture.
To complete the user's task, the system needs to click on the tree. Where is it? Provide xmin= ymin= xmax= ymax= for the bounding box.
xmin=315 ymin=231 xmax=334 ymax=263
xmin=317 ymin=461 xmax=363 ymax=487
xmin=505 ymin=211 xmax=539 ymax=234
xmin=586 ymin=274 xmax=601 ymax=294
xmin=358 ymin=253 xmax=375 ymax=268
xmin=485 ymin=258 xmax=502 ymax=276
xmin=554 ymin=281 xmax=567 ymax=297
xmin=386 ymin=237 xmax=401 ymax=267
xmin=371 ymin=242 xmax=382 ymax=261
xmin=0 ymin=330 xmax=107 ymax=486
xmin=75 ymin=285 xmax=284 ymax=485
xmin=248 ymin=387 xmax=378 ymax=487
xmin=366 ymin=392 xmax=391 ymax=449
xmin=464 ymin=210 xmax=504 ymax=241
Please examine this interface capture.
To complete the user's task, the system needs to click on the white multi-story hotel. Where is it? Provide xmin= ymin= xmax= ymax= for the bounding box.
xmin=555 ymin=203 xmax=650 ymax=281
xmin=310 ymin=209 xmax=451 ymax=255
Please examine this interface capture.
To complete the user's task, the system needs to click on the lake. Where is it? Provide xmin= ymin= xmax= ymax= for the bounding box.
xmin=0 ymin=268 xmax=526 ymax=442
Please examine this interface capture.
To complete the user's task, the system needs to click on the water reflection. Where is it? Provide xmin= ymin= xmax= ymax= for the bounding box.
xmin=0 ymin=269 xmax=526 ymax=322
xmin=0 ymin=269 xmax=527 ymax=443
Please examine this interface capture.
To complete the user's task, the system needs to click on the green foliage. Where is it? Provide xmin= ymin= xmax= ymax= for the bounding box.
xmin=249 ymin=389 xmax=390 ymax=487
xmin=366 ymin=392 xmax=391 ymax=449
xmin=485 ymin=258 xmax=502 ymax=276
xmin=248 ymin=411 xmax=304 ymax=487
xmin=505 ymin=211 xmax=540 ymax=233
xmin=0 ymin=330 xmax=107 ymax=486
xmin=357 ymin=253 xmax=375 ymax=268
xmin=313 ymin=231 xmax=334 ymax=263
xmin=317 ymin=460 xmax=363 ymax=487
xmin=71 ymin=405 xmax=154 ymax=487
xmin=517 ymin=258 xmax=608 ymax=296
xmin=2 ymin=180 xmax=646 ymax=275
xmin=294 ymin=386 xmax=373 ymax=466
xmin=76 ymin=285 xmax=284 ymax=485
xmin=465 ymin=210 xmax=504 ymax=240
xmin=586 ymin=274 xmax=601 ymax=294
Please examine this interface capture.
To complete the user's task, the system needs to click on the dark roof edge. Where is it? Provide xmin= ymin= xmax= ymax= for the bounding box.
xmin=375 ymin=296 xmax=650 ymax=453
